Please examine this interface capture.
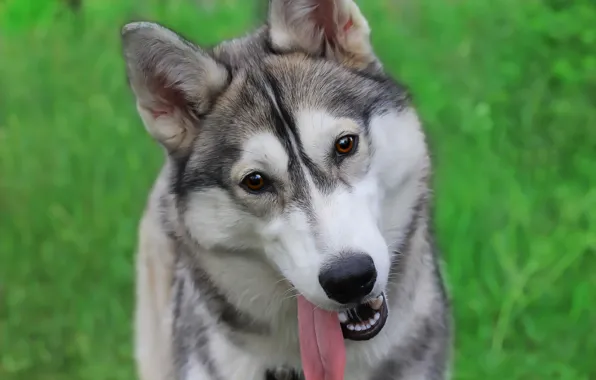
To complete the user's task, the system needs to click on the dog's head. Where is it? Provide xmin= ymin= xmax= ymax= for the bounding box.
xmin=122 ymin=0 xmax=429 ymax=334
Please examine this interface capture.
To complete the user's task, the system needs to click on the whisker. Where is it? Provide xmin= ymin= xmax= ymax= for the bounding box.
xmin=347 ymin=308 xmax=356 ymax=320
xmin=281 ymin=293 xmax=299 ymax=302
xmin=281 ymin=287 xmax=298 ymax=299
xmin=353 ymin=309 xmax=364 ymax=323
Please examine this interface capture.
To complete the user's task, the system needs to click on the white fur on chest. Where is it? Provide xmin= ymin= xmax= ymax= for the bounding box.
xmin=197 ymin=312 xmax=403 ymax=380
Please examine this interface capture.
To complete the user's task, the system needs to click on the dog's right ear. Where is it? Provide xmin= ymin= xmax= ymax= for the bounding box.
xmin=121 ymin=22 xmax=230 ymax=155
xmin=268 ymin=0 xmax=379 ymax=70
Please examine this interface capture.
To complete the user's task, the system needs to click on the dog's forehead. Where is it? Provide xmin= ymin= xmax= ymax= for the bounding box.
xmin=206 ymin=57 xmax=384 ymax=140
xmin=209 ymin=28 xmax=407 ymax=136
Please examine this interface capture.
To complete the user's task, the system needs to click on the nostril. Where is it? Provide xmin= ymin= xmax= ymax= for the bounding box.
xmin=318 ymin=253 xmax=377 ymax=305
xmin=362 ymin=273 xmax=376 ymax=290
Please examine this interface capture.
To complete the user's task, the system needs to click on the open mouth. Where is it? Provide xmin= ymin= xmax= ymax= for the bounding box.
xmin=295 ymin=292 xmax=388 ymax=379
xmin=337 ymin=293 xmax=389 ymax=341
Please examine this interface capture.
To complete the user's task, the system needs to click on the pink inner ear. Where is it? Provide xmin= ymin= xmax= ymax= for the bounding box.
xmin=149 ymin=108 xmax=171 ymax=119
xmin=147 ymin=104 xmax=174 ymax=119
xmin=343 ymin=17 xmax=354 ymax=32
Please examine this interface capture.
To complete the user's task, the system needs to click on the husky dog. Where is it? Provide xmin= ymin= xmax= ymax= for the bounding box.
xmin=122 ymin=1 xmax=451 ymax=379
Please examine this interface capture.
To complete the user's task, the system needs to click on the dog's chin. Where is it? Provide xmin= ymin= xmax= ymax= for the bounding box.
xmin=337 ymin=293 xmax=389 ymax=341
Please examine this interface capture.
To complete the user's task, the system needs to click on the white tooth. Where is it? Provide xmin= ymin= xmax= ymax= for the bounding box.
xmin=369 ymin=294 xmax=384 ymax=310
xmin=365 ymin=323 xmax=371 ymax=329
xmin=338 ymin=312 xmax=348 ymax=323
xmin=355 ymin=325 xmax=362 ymax=331
xmin=369 ymin=318 xmax=376 ymax=326
xmin=374 ymin=312 xmax=381 ymax=321
xmin=347 ymin=324 xmax=355 ymax=330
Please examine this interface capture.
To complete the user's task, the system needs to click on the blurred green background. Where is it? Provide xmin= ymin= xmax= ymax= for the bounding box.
xmin=1 ymin=0 xmax=595 ymax=379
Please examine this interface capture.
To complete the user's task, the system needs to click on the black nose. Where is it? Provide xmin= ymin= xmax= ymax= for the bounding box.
xmin=318 ymin=254 xmax=377 ymax=304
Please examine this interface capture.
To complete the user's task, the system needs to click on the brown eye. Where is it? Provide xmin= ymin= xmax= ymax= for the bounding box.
xmin=335 ymin=135 xmax=358 ymax=155
xmin=241 ymin=172 xmax=267 ymax=192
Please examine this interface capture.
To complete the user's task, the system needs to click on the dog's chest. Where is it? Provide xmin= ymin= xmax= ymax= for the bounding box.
xmin=257 ymin=333 xmax=395 ymax=380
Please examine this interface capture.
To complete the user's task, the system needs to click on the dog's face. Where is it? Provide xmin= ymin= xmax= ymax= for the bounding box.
xmin=122 ymin=0 xmax=429 ymax=314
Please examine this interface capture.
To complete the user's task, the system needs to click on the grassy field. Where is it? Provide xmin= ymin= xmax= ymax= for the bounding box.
xmin=1 ymin=0 xmax=595 ymax=379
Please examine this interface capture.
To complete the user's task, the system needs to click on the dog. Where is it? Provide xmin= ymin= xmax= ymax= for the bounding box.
xmin=121 ymin=1 xmax=452 ymax=379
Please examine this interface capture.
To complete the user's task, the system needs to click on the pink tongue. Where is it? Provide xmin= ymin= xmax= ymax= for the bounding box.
xmin=297 ymin=295 xmax=346 ymax=380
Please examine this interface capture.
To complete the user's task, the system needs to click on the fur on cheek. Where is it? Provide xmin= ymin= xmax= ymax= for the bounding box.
xmin=182 ymin=192 xmax=265 ymax=251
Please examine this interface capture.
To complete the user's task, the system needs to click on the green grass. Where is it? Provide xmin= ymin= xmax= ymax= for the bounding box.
xmin=1 ymin=0 xmax=595 ymax=379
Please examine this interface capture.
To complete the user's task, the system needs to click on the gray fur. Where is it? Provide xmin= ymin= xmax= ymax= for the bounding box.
xmin=123 ymin=1 xmax=451 ymax=379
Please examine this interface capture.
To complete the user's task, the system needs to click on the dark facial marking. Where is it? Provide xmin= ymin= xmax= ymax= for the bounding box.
xmin=188 ymin=262 xmax=271 ymax=335
xmin=262 ymin=70 xmax=335 ymax=193
xmin=171 ymin=232 xmax=271 ymax=336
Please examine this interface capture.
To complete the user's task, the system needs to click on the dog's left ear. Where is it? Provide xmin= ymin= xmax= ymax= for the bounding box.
xmin=268 ymin=0 xmax=379 ymax=70
xmin=121 ymin=22 xmax=230 ymax=156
